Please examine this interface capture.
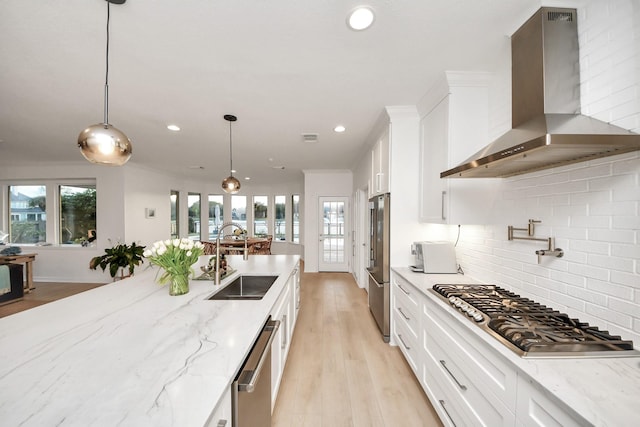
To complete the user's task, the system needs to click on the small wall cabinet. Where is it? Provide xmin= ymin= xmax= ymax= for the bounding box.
xmin=418 ymin=71 xmax=499 ymax=224
xmin=369 ymin=128 xmax=391 ymax=197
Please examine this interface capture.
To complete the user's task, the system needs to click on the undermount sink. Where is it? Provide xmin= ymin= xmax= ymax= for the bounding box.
xmin=208 ymin=275 xmax=279 ymax=300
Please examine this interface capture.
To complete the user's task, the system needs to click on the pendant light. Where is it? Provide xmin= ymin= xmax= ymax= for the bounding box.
xmin=77 ymin=0 xmax=132 ymax=166
xmin=221 ymin=114 xmax=241 ymax=194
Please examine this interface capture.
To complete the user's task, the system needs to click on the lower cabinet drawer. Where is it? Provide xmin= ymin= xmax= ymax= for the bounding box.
xmin=423 ymin=296 xmax=517 ymax=410
xmin=393 ymin=314 xmax=420 ymax=375
xmin=423 ymin=326 xmax=515 ymax=427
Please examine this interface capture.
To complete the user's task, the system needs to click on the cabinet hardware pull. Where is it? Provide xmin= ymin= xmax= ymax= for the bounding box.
xmin=398 ymin=334 xmax=411 ymax=350
xmin=398 ymin=307 xmax=410 ymax=321
xmin=398 ymin=284 xmax=410 ymax=295
xmin=217 ymin=420 xmax=228 ymax=427
xmin=438 ymin=400 xmax=457 ymax=427
xmin=441 ymin=191 xmax=446 ymax=220
xmin=439 ymin=360 xmax=467 ymax=390
xmin=282 ymin=314 xmax=288 ymax=350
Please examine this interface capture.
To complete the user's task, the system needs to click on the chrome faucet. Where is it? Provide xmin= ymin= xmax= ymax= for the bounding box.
xmin=215 ymin=222 xmax=248 ymax=285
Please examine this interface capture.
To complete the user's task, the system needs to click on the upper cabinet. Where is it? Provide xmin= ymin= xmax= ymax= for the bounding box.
xmin=418 ymin=72 xmax=499 ymax=224
xmin=370 ymin=128 xmax=390 ymax=197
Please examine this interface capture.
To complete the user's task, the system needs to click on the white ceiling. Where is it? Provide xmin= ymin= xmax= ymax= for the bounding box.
xmin=0 ymin=0 xmax=552 ymax=187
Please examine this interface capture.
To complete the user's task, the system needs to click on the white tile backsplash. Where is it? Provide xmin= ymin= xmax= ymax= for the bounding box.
xmin=450 ymin=0 xmax=640 ymax=348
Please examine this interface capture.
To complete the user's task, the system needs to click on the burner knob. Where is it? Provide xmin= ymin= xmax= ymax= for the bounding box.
xmin=466 ymin=308 xmax=476 ymax=317
xmin=448 ymin=296 xmax=457 ymax=305
xmin=472 ymin=313 xmax=483 ymax=322
xmin=453 ymin=299 xmax=463 ymax=308
xmin=460 ymin=303 xmax=470 ymax=312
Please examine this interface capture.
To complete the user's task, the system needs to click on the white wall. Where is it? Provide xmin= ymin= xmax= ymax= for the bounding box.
xmin=1 ymin=162 xmax=304 ymax=282
xmin=422 ymin=0 xmax=640 ymax=346
xmin=303 ymin=170 xmax=353 ymax=272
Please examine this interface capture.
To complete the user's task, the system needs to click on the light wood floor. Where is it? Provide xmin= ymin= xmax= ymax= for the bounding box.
xmin=0 ymin=282 xmax=106 ymax=318
xmin=273 ymin=271 xmax=442 ymax=427
xmin=0 ymin=273 xmax=442 ymax=426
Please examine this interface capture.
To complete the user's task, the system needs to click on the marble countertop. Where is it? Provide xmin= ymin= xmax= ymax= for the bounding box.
xmin=0 ymin=254 xmax=300 ymax=427
xmin=393 ymin=267 xmax=640 ymax=427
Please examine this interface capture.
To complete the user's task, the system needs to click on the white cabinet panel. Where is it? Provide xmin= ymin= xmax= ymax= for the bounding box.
xmin=516 ymin=376 xmax=587 ymax=427
xmin=370 ymin=127 xmax=391 ymax=197
xmin=205 ymin=387 xmax=231 ymax=427
xmin=418 ymin=72 xmax=499 ymax=224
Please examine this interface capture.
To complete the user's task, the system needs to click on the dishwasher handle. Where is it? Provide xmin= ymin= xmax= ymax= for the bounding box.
xmin=238 ymin=319 xmax=280 ymax=393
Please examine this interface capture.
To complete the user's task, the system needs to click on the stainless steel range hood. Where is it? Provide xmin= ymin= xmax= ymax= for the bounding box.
xmin=442 ymin=7 xmax=640 ymax=178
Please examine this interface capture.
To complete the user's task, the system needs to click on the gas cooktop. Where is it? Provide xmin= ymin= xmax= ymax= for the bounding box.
xmin=431 ymin=284 xmax=639 ymax=358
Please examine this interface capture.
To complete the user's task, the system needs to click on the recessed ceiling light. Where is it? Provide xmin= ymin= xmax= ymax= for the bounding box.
xmin=167 ymin=124 xmax=181 ymax=131
xmin=244 ymin=177 xmax=251 ymax=180
xmin=334 ymin=125 xmax=346 ymax=133
xmin=348 ymin=6 xmax=375 ymax=31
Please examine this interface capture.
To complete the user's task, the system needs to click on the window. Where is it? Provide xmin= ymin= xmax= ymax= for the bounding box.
xmin=208 ymin=194 xmax=224 ymax=240
xmin=59 ymin=184 xmax=96 ymax=244
xmin=170 ymin=190 xmax=179 ymax=238
xmin=292 ymin=194 xmax=300 ymax=243
xmin=253 ymin=196 xmax=268 ymax=237
xmin=231 ymin=195 xmax=246 ymax=232
xmin=9 ymin=185 xmax=46 ymax=244
xmin=188 ymin=193 xmax=201 ymax=241
xmin=275 ymin=195 xmax=286 ymax=241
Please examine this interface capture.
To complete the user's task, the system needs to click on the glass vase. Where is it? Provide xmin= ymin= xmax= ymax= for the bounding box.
xmin=169 ymin=272 xmax=190 ymax=296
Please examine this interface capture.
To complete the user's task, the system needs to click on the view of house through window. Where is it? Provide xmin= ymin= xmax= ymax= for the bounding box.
xmin=60 ymin=184 xmax=96 ymax=244
xmin=292 ymin=194 xmax=300 ymax=243
xmin=188 ymin=193 xmax=201 ymax=240
xmin=231 ymin=196 xmax=246 ymax=234
xmin=275 ymin=195 xmax=286 ymax=240
xmin=208 ymin=195 xmax=224 ymax=239
xmin=170 ymin=190 xmax=179 ymax=238
xmin=8 ymin=185 xmax=46 ymax=244
xmin=253 ymin=196 xmax=268 ymax=237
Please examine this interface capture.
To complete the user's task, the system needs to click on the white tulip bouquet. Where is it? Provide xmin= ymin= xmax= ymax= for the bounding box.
xmin=143 ymin=238 xmax=204 ymax=295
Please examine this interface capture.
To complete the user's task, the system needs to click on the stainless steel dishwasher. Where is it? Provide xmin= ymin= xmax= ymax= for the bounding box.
xmin=232 ymin=317 xmax=280 ymax=427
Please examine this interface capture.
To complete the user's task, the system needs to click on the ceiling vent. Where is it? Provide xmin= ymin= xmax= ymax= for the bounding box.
xmin=302 ymin=133 xmax=319 ymax=143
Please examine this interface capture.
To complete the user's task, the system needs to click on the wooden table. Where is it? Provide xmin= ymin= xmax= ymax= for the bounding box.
xmin=0 ymin=253 xmax=36 ymax=293
xmin=218 ymin=238 xmax=270 ymax=254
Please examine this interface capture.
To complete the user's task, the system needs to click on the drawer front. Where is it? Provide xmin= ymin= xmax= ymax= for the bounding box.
xmin=423 ymin=325 xmax=515 ymax=427
xmin=393 ymin=274 xmax=420 ymax=311
xmin=423 ymin=296 xmax=517 ymax=409
xmin=422 ymin=352 xmax=480 ymax=427
xmin=516 ymin=377 xmax=587 ymax=427
xmin=393 ymin=312 xmax=420 ymax=374
xmin=393 ymin=287 xmax=419 ymax=337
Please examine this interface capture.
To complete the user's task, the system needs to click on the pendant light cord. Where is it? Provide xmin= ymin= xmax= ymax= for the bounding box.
xmin=229 ymin=119 xmax=234 ymax=176
xmin=103 ymin=2 xmax=111 ymax=125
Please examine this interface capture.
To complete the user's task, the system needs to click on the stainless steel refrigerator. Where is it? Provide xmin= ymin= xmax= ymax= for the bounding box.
xmin=367 ymin=193 xmax=390 ymax=342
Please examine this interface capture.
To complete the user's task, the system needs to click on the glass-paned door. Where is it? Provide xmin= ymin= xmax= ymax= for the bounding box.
xmin=318 ymin=196 xmax=348 ymax=272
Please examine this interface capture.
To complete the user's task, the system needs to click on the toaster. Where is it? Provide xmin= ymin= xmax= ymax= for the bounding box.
xmin=410 ymin=241 xmax=458 ymax=274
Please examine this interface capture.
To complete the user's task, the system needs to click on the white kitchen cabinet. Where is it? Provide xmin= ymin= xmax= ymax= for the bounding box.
xmin=418 ymin=71 xmax=499 ymax=224
xmin=391 ymin=273 xmax=423 ymax=377
xmin=369 ymin=127 xmax=391 ymax=197
xmin=422 ymin=295 xmax=516 ymax=427
xmin=205 ymin=386 xmax=231 ymax=427
xmin=516 ymin=376 xmax=587 ymax=427
xmin=270 ymin=264 xmax=299 ymax=409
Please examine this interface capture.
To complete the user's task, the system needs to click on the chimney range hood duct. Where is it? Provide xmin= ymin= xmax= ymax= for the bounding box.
xmin=441 ymin=7 xmax=640 ymax=178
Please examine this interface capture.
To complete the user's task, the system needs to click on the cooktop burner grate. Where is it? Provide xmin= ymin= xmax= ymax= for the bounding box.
xmin=431 ymin=284 xmax=637 ymax=357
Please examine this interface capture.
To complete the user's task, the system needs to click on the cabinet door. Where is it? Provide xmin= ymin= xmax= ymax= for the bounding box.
xmin=205 ymin=387 xmax=232 ymax=427
xmin=516 ymin=377 xmax=587 ymax=427
xmin=419 ymin=96 xmax=449 ymax=223
xmin=370 ymin=129 xmax=391 ymax=197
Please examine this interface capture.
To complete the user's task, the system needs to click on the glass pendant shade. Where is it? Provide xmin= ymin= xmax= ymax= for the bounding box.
xmin=78 ymin=0 xmax=132 ymax=166
xmin=222 ymin=114 xmax=239 ymax=193
xmin=78 ymin=123 xmax=132 ymax=166
xmin=222 ymin=175 xmax=241 ymax=194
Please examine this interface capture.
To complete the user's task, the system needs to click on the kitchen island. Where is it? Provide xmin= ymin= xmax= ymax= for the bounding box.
xmin=0 ymin=254 xmax=300 ymax=427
